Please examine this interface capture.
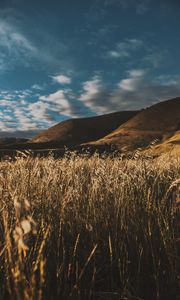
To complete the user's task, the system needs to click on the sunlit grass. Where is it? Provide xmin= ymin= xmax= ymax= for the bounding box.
xmin=0 ymin=153 xmax=179 ymax=299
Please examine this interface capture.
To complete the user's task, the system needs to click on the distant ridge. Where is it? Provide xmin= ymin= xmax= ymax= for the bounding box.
xmin=0 ymin=97 xmax=179 ymax=157
xmin=31 ymin=111 xmax=139 ymax=146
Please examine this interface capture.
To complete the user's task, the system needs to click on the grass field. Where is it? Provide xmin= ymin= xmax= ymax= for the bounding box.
xmin=0 ymin=153 xmax=179 ymax=300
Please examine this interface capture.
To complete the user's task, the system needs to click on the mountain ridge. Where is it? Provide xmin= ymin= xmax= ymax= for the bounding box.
xmin=0 ymin=97 xmax=179 ymax=157
xmin=31 ymin=110 xmax=139 ymax=146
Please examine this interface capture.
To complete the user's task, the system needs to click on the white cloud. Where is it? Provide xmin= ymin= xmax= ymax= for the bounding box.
xmin=31 ymin=84 xmax=45 ymax=91
xmin=0 ymin=120 xmax=13 ymax=132
xmin=1 ymin=70 xmax=180 ymax=134
xmin=0 ymin=84 xmax=83 ymax=133
xmin=51 ymin=74 xmax=72 ymax=84
xmin=39 ymin=89 xmax=80 ymax=117
xmin=0 ymin=99 xmax=14 ymax=106
xmin=14 ymin=108 xmax=38 ymax=131
xmin=79 ymin=71 xmax=180 ymax=114
xmin=3 ymin=115 xmax=13 ymax=121
xmin=0 ymin=89 xmax=33 ymax=102
xmin=118 ymin=78 xmax=139 ymax=92
xmin=80 ymin=76 xmax=102 ymax=102
xmin=128 ymin=69 xmax=145 ymax=77
xmin=79 ymin=72 xmax=148 ymax=113
xmin=0 ymin=95 xmax=51 ymax=132
xmin=40 ymin=90 xmax=68 ymax=104
xmin=118 ymin=69 xmax=145 ymax=91
xmin=79 ymin=76 xmax=111 ymax=114
xmin=28 ymin=101 xmax=49 ymax=119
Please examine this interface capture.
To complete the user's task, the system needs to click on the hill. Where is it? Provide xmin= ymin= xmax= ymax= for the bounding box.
xmin=0 ymin=97 xmax=179 ymax=157
xmin=144 ymin=130 xmax=180 ymax=156
xmin=0 ymin=138 xmax=29 ymax=146
xmin=90 ymin=97 xmax=180 ymax=153
xmin=31 ymin=111 xmax=139 ymax=146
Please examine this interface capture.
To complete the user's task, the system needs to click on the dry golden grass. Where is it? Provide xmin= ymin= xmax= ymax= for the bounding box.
xmin=0 ymin=153 xmax=179 ymax=300
xmin=144 ymin=131 xmax=180 ymax=157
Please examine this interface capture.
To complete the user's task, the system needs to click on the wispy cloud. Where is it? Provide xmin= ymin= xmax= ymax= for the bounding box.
xmin=0 ymin=11 xmax=73 ymax=73
xmin=31 ymin=84 xmax=45 ymax=91
xmin=143 ymin=50 xmax=168 ymax=68
xmin=107 ymin=38 xmax=143 ymax=59
xmin=106 ymin=38 xmax=169 ymax=70
xmin=0 ymin=20 xmax=37 ymax=71
xmin=51 ymin=74 xmax=72 ymax=84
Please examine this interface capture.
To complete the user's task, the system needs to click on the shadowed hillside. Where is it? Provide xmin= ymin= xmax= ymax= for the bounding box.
xmin=31 ymin=111 xmax=139 ymax=145
xmin=91 ymin=97 xmax=180 ymax=153
xmin=0 ymin=138 xmax=29 ymax=146
xmin=0 ymin=110 xmax=138 ymax=154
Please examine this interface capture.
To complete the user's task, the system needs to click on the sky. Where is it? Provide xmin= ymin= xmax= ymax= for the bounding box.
xmin=0 ymin=0 xmax=180 ymax=137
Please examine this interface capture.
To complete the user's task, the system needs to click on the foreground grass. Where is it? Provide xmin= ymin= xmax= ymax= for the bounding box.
xmin=0 ymin=154 xmax=179 ymax=300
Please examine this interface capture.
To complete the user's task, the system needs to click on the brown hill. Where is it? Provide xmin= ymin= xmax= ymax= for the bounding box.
xmin=90 ymin=97 xmax=180 ymax=153
xmin=0 ymin=138 xmax=29 ymax=146
xmin=1 ymin=97 xmax=179 ymax=157
xmin=31 ymin=111 xmax=139 ymax=146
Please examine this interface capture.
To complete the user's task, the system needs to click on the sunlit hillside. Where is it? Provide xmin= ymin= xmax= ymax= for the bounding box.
xmin=92 ymin=97 xmax=180 ymax=153
xmin=143 ymin=131 xmax=180 ymax=157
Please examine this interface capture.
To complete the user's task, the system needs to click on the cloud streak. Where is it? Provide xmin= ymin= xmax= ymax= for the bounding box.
xmin=107 ymin=38 xmax=143 ymax=59
xmin=106 ymin=37 xmax=169 ymax=70
xmin=0 ymin=20 xmax=37 ymax=71
xmin=0 ymin=12 xmax=73 ymax=73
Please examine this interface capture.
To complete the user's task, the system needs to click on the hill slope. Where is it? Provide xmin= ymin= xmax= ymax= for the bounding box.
xmin=91 ymin=97 xmax=180 ymax=152
xmin=1 ymin=97 xmax=179 ymax=157
xmin=144 ymin=130 xmax=180 ymax=156
xmin=31 ymin=111 xmax=139 ymax=146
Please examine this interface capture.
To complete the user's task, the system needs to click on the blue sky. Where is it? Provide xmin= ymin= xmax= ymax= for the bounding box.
xmin=0 ymin=0 xmax=180 ymax=137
